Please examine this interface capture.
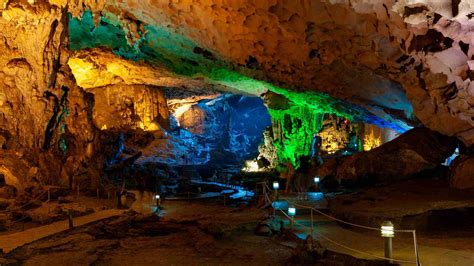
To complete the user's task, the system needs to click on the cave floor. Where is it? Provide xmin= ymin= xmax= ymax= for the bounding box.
xmin=1 ymin=185 xmax=473 ymax=265
xmin=2 ymin=200 xmax=293 ymax=265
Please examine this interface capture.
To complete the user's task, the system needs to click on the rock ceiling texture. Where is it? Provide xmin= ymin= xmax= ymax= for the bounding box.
xmin=0 ymin=0 xmax=473 ymax=151
xmin=64 ymin=0 xmax=474 ymax=144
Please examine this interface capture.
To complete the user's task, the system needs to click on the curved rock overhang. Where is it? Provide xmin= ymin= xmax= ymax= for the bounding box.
xmin=1 ymin=0 xmax=471 ymax=145
xmin=64 ymin=0 xmax=474 ymax=144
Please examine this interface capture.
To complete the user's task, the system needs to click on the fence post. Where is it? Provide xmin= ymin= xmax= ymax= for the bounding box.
xmin=68 ymin=209 xmax=74 ymax=228
xmin=413 ymin=230 xmax=421 ymax=266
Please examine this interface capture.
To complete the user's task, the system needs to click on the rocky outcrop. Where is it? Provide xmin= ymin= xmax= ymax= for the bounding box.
xmin=315 ymin=127 xmax=458 ymax=184
xmin=91 ymin=84 xmax=170 ymax=132
xmin=177 ymin=105 xmax=207 ymax=134
xmin=450 ymin=155 xmax=474 ymax=190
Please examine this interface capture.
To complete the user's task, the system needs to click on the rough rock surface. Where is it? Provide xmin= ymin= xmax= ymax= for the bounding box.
xmin=68 ymin=0 xmax=474 ymax=144
xmin=450 ymin=155 xmax=474 ymax=190
xmin=315 ymin=127 xmax=458 ymax=184
xmin=0 ymin=0 xmax=474 ymax=192
xmin=255 ymin=215 xmax=283 ymax=236
xmin=91 ymin=84 xmax=170 ymax=132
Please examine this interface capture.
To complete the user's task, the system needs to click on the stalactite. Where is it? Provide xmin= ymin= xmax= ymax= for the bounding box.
xmin=268 ymin=104 xmax=325 ymax=169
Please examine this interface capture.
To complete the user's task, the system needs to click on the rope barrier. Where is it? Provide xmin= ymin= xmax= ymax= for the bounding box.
xmin=291 ymin=200 xmax=414 ymax=233
xmin=261 ymin=183 xmax=419 ymax=264
xmin=275 ymin=207 xmax=417 ymax=264
xmin=262 ymin=183 xmax=415 ymax=233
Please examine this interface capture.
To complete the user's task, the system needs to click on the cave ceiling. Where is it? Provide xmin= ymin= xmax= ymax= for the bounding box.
xmin=2 ymin=0 xmax=474 ymax=144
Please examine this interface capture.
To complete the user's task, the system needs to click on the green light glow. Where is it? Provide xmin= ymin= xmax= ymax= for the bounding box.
xmin=269 ymin=106 xmax=325 ymax=168
xmin=68 ymin=11 xmax=391 ymax=168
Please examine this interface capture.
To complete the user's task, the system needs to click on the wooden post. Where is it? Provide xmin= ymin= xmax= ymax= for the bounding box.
xmin=310 ymin=209 xmax=314 ymax=237
xmin=107 ymin=191 xmax=111 ymax=200
xmin=68 ymin=209 xmax=74 ymax=228
xmin=47 ymin=187 xmax=51 ymax=202
xmin=77 ymin=184 xmax=80 ymax=197
xmin=97 ymin=188 xmax=100 ymax=199
xmin=223 ymin=195 xmax=227 ymax=206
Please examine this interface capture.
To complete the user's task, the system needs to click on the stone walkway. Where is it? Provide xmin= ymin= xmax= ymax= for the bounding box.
xmin=0 ymin=209 xmax=123 ymax=253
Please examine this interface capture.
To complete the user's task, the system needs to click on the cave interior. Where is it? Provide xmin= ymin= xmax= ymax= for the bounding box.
xmin=0 ymin=1 xmax=473 ymax=265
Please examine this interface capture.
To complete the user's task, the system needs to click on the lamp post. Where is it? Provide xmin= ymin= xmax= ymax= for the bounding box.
xmin=288 ymin=206 xmax=296 ymax=230
xmin=381 ymin=221 xmax=394 ymax=261
xmin=273 ymin=181 xmax=279 ymax=201
xmin=314 ymin=177 xmax=320 ymax=191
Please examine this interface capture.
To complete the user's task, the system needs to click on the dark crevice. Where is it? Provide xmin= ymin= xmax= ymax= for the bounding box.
xmin=433 ymin=13 xmax=442 ymax=24
xmin=396 ymin=54 xmax=409 ymax=64
xmin=42 ymin=86 xmax=69 ymax=151
xmin=245 ymin=56 xmax=259 ymax=69
xmin=459 ymin=41 xmax=469 ymax=56
xmin=404 ymin=6 xmax=428 ymax=17
xmin=308 ymin=49 xmax=320 ymax=60
xmin=409 ymin=29 xmax=451 ymax=53
xmin=452 ymin=0 xmax=461 ymax=17
xmin=442 ymin=82 xmax=458 ymax=102
xmin=415 ymin=63 xmax=428 ymax=92
xmin=193 ymin=46 xmax=216 ymax=61
xmin=382 ymin=4 xmax=390 ymax=18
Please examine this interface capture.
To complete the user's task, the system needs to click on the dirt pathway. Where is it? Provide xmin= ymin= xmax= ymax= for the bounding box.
xmin=0 ymin=209 xmax=123 ymax=253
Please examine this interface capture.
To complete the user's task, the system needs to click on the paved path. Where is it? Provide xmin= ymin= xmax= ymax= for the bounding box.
xmin=278 ymin=212 xmax=474 ymax=266
xmin=0 ymin=209 xmax=123 ymax=253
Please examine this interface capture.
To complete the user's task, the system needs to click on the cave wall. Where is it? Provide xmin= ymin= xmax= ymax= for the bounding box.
xmin=0 ymin=0 xmax=473 ymax=190
xmin=91 ymin=84 xmax=170 ymax=132
xmin=0 ymin=2 xmax=67 ymax=150
xmin=0 ymin=1 xmax=105 ymax=190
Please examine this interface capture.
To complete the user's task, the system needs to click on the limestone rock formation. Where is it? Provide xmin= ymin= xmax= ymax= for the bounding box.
xmin=450 ymin=155 xmax=474 ymax=190
xmin=315 ymin=127 xmax=458 ymax=184
xmin=0 ymin=0 xmax=473 ymax=191
xmin=177 ymin=105 xmax=207 ymax=135
xmin=66 ymin=0 xmax=473 ymax=144
xmin=91 ymin=84 xmax=170 ymax=132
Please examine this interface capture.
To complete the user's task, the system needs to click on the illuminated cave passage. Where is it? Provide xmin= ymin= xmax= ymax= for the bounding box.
xmin=0 ymin=1 xmax=474 ymax=265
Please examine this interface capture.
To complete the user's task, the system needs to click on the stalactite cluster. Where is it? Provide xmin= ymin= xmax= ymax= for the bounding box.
xmin=268 ymin=105 xmax=325 ymax=169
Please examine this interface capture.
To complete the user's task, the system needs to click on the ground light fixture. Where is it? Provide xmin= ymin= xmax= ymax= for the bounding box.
xmin=155 ymin=194 xmax=161 ymax=207
xmin=272 ymin=181 xmax=279 ymax=190
xmin=314 ymin=176 xmax=320 ymax=191
xmin=288 ymin=206 xmax=296 ymax=216
xmin=381 ymin=221 xmax=394 ymax=261
xmin=288 ymin=206 xmax=296 ymax=230
xmin=272 ymin=181 xmax=280 ymax=201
